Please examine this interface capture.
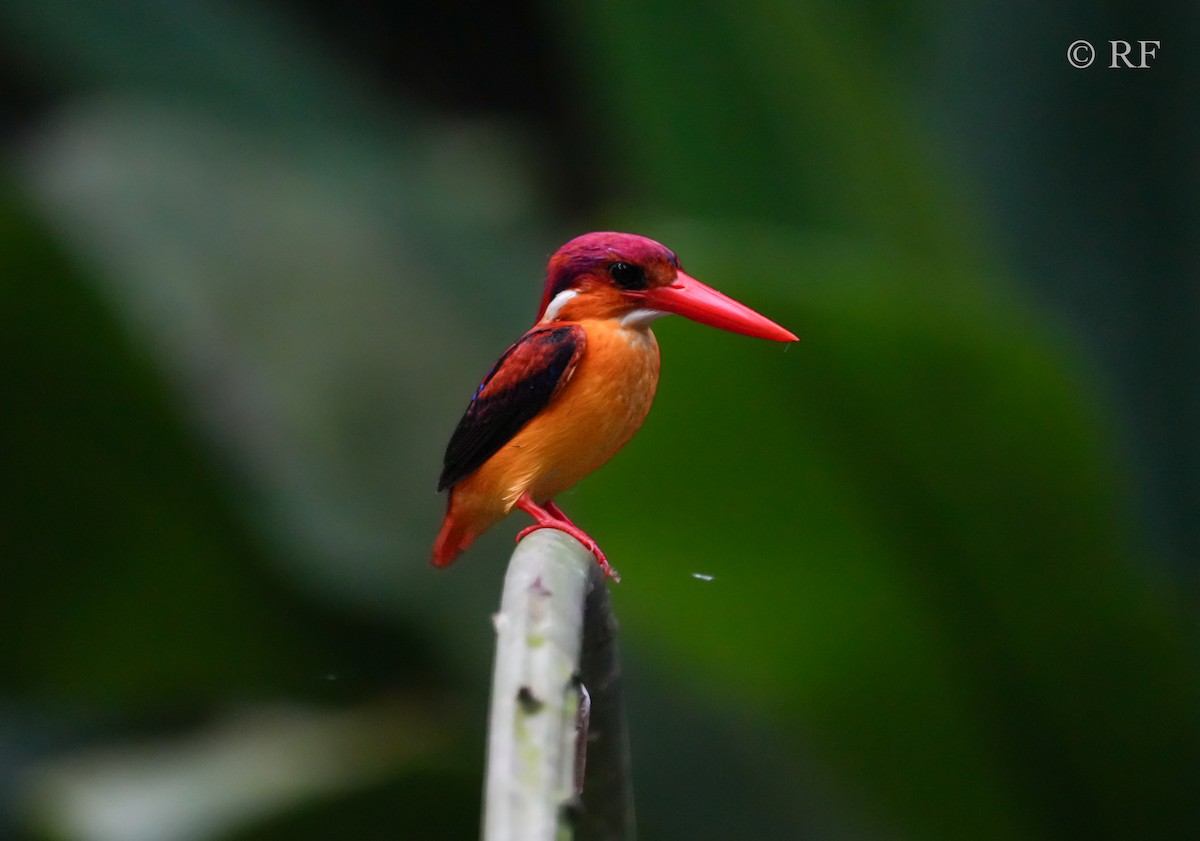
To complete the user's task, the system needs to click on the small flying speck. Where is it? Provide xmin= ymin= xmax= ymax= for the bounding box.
xmin=691 ymin=573 xmax=715 ymax=582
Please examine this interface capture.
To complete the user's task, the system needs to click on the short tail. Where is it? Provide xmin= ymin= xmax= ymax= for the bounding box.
xmin=431 ymin=510 xmax=477 ymax=568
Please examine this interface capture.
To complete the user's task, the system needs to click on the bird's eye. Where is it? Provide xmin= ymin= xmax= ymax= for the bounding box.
xmin=608 ymin=261 xmax=648 ymax=290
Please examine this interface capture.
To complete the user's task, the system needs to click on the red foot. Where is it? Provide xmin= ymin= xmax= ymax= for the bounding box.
xmin=515 ymin=494 xmax=620 ymax=582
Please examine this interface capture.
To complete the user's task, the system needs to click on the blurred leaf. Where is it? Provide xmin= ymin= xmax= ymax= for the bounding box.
xmin=553 ymin=0 xmax=979 ymax=278
xmin=0 ymin=185 xmax=439 ymax=706
xmin=22 ymin=700 xmax=459 ymax=841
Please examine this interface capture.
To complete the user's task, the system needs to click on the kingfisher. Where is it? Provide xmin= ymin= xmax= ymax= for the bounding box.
xmin=433 ymin=232 xmax=797 ymax=580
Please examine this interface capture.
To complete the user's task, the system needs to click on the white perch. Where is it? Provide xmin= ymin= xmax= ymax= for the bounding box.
xmin=483 ymin=529 xmax=594 ymax=841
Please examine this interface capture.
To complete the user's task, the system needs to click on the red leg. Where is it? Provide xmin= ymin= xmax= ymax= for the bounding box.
xmin=544 ymin=500 xmax=576 ymax=526
xmin=514 ymin=493 xmax=620 ymax=582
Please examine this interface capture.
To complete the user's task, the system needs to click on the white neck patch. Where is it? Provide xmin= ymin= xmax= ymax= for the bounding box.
xmin=541 ymin=289 xmax=578 ymax=322
xmin=621 ymin=308 xmax=668 ymax=328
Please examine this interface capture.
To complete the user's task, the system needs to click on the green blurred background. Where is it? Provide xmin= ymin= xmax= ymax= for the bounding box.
xmin=2 ymin=1 xmax=1197 ymax=839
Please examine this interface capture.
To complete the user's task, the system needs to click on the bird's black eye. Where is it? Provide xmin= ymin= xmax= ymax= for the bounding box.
xmin=608 ymin=261 xmax=648 ymax=290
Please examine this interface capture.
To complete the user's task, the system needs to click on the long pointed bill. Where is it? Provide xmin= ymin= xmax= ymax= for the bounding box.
xmin=640 ymin=271 xmax=798 ymax=342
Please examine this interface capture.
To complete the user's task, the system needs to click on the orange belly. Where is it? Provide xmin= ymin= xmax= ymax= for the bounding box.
xmin=434 ymin=318 xmax=660 ymax=564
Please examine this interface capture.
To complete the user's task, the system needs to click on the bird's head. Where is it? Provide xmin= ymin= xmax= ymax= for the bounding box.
xmin=536 ymin=232 xmax=797 ymax=342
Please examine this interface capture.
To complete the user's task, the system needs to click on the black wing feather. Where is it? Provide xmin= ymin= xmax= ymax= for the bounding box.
xmin=437 ymin=325 xmax=584 ymax=491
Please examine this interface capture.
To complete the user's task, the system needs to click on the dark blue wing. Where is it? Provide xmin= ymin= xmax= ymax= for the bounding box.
xmin=437 ymin=325 xmax=585 ymax=491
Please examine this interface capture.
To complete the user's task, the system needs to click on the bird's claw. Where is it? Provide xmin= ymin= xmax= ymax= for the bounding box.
xmin=516 ymin=524 xmax=621 ymax=583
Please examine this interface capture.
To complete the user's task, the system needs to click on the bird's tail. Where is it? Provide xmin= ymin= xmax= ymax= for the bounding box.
xmin=431 ymin=509 xmax=477 ymax=568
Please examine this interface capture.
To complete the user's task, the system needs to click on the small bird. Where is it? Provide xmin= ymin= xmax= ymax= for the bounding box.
xmin=433 ymin=232 xmax=797 ymax=580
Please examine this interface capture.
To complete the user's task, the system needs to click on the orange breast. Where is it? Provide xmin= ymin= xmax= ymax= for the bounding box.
xmin=457 ymin=318 xmax=661 ymax=517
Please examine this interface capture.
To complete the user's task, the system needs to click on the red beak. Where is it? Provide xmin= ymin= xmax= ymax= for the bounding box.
xmin=640 ymin=271 xmax=798 ymax=342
